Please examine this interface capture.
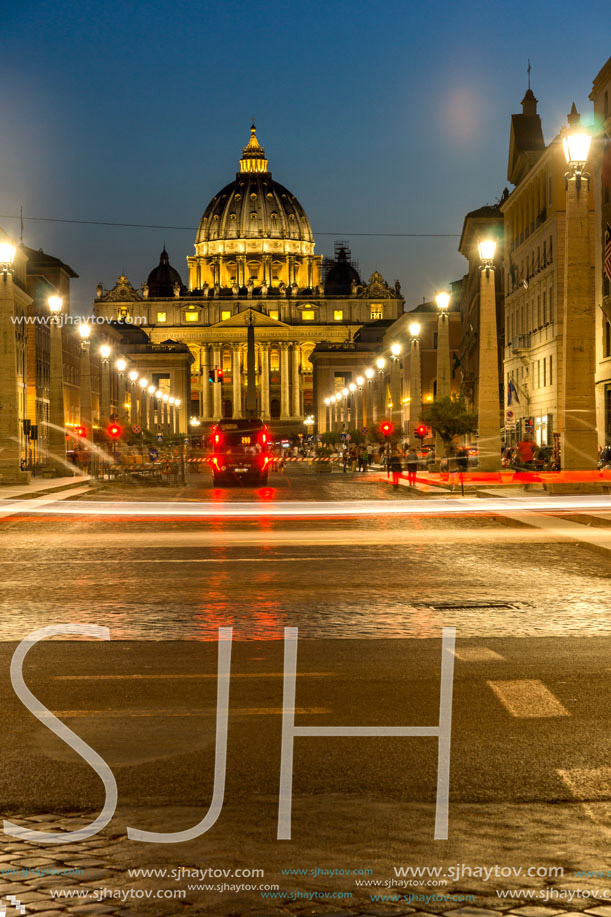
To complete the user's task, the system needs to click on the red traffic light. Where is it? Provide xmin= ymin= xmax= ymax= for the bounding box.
xmin=415 ymin=424 xmax=428 ymax=440
xmin=380 ymin=421 xmax=393 ymax=437
xmin=107 ymin=423 xmax=122 ymax=439
xmin=217 ymin=367 xmax=224 ymax=380
xmin=75 ymin=425 xmax=87 ymax=438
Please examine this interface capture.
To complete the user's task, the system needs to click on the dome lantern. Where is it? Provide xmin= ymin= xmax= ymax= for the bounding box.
xmin=239 ymin=122 xmax=269 ymax=174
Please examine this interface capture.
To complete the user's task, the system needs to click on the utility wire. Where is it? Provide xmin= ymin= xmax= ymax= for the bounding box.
xmin=0 ymin=213 xmax=459 ymax=238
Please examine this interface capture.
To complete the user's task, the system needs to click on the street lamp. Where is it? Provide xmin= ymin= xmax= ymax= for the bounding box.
xmin=99 ymin=344 xmax=112 ymax=428
xmin=0 ymin=241 xmax=16 ymax=274
xmin=78 ymin=324 xmax=92 ymax=439
xmin=477 ymin=237 xmax=501 ymax=471
xmin=376 ymin=357 xmax=385 ymax=371
xmin=365 ymin=368 xmax=374 ymax=380
xmin=561 ymin=106 xmax=597 ymax=470
xmin=408 ymin=322 xmax=422 ymax=437
xmin=435 ymin=292 xmax=452 ymax=465
xmin=390 ymin=343 xmax=402 ymax=358
xmin=45 ymin=295 xmax=66 ymax=470
xmin=116 ymin=358 xmax=127 ymax=373
xmin=128 ymin=370 xmax=139 ymax=383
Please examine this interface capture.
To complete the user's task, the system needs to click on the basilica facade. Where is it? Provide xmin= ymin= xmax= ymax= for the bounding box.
xmin=93 ymin=125 xmax=403 ymax=430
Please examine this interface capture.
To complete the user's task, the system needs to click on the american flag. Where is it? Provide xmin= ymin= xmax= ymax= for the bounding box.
xmin=605 ymin=223 xmax=611 ymax=282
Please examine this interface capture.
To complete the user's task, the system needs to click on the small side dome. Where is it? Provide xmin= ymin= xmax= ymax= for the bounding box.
xmin=324 ymin=247 xmax=361 ymax=295
xmin=146 ymin=248 xmax=184 ymax=297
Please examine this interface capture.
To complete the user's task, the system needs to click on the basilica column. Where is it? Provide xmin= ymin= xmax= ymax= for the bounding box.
xmin=291 ymin=343 xmax=301 ymax=418
xmin=232 ymin=344 xmax=243 ymax=418
xmin=280 ymin=342 xmax=290 ymax=419
xmin=212 ymin=344 xmax=222 ymax=419
xmin=260 ymin=343 xmax=270 ymax=420
xmin=201 ymin=344 xmax=211 ymax=420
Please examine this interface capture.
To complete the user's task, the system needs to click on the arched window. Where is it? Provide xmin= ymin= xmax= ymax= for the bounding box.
xmin=270 ymin=349 xmax=280 ymax=371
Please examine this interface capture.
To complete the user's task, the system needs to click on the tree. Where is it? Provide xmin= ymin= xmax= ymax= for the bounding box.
xmin=419 ymin=395 xmax=477 ymax=454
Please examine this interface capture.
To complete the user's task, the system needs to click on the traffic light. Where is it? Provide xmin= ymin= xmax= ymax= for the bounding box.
xmin=380 ymin=421 xmax=393 ymax=437
xmin=415 ymin=424 xmax=428 ymax=440
xmin=208 ymin=368 xmax=216 ymax=383
xmin=107 ymin=423 xmax=122 ymax=439
xmin=75 ymin=425 xmax=87 ymax=438
xmin=216 ymin=367 xmax=224 ymax=381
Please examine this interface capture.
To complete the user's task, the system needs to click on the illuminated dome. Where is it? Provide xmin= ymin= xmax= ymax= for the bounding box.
xmin=195 ymin=124 xmax=314 ymax=246
xmin=189 ymin=125 xmax=320 ymax=292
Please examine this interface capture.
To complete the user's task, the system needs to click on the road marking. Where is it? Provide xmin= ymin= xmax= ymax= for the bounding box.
xmin=487 ymin=679 xmax=570 ymax=717
xmin=558 ymin=767 xmax=611 ymax=834
xmin=53 ymin=672 xmax=335 ymax=680
xmin=454 ymin=647 xmax=504 ymax=662
xmin=50 ymin=707 xmax=330 ymax=717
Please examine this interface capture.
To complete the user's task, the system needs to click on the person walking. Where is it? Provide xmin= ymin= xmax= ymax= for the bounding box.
xmin=350 ymin=444 xmax=358 ymax=472
xmin=342 ymin=446 xmax=349 ymax=473
xmin=389 ymin=445 xmax=403 ymax=489
xmin=405 ymin=445 xmax=418 ymax=486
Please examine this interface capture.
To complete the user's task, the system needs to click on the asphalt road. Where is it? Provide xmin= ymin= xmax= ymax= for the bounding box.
xmin=0 ymin=469 xmax=610 ymax=914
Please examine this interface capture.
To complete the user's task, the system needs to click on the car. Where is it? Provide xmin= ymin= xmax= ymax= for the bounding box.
xmin=598 ymin=445 xmax=611 ymax=470
xmin=208 ymin=419 xmax=271 ymax=486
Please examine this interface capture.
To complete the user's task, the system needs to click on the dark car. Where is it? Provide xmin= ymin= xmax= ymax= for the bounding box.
xmin=599 ymin=446 xmax=611 ymax=470
xmin=208 ymin=419 xmax=271 ymax=486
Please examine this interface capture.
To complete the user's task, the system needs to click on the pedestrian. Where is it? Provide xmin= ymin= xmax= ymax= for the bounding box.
xmin=426 ymin=447 xmax=436 ymax=474
xmin=389 ymin=445 xmax=403 ymax=489
xmin=515 ymin=435 xmax=535 ymax=470
xmin=405 ymin=445 xmax=418 ymax=486
xmin=361 ymin=446 xmax=369 ymax=473
xmin=357 ymin=445 xmax=365 ymax=472
xmin=342 ymin=447 xmax=348 ymax=473
xmin=350 ymin=445 xmax=358 ymax=472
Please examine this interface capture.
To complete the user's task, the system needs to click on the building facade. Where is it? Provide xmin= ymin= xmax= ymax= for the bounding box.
xmin=590 ymin=57 xmax=611 ymax=447
xmin=500 ymin=89 xmax=595 ymax=448
xmin=93 ymin=126 xmax=403 ymax=432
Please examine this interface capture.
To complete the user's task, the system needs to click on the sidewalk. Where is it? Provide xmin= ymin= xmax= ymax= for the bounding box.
xmin=0 ymin=474 xmax=91 ymax=501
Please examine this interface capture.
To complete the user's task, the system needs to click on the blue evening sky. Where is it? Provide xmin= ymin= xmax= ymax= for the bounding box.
xmin=1 ymin=0 xmax=608 ymax=314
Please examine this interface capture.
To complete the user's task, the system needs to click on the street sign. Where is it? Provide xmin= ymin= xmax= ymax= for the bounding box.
xmin=132 ymin=424 xmax=141 ymax=434
xmin=156 ymin=434 xmax=164 ymax=443
xmin=148 ymin=447 xmax=159 ymax=461
xmin=505 ymin=409 xmax=514 ymax=423
xmin=183 ymin=437 xmax=189 ymax=445
xmin=505 ymin=422 xmax=516 ymax=431
xmin=361 ymin=427 xmax=368 ymax=435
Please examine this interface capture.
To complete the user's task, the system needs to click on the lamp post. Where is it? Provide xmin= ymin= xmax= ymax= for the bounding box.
xmin=324 ymin=397 xmax=331 ymax=433
xmin=115 ymin=358 xmax=127 ymax=426
xmin=147 ymin=385 xmax=156 ymax=432
xmin=561 ymin=109 xmax=597 ymax=470
xmin=364 ymin=368 xmax=374 ymax=428
xmin=128 ymin=370 xmax=139 ymax=426
xmin=477 ymin=238 xmax=501 ymax=471
xmin=162 ymin=393 xmax=169 ymax=435
xmin=47 ymin=295 xmax=66 ymax=471
xmin=78 ymin=323 xmax=93 ymax=440
xmin=356 ymin=375 xmax=364 ymax=433
xmin=138 ymin=377 xmax=149 ymax=431
xmin=435 ymin=292 xmax=451 ymax=461
xmin=155 ymin=390 xmax=163 ymax=433
xmin=0 ymin=240 xmax=29 ymax=483
xmin=390 ymin=343 xmax=402 ymax=430
xmin=348 ymin=382 xmax=357 ymax=429
xmin=330 ymin=395 xmax=337 ymax=432
xmin=408 ymin=323 xmax=422 ymax=441
xmin=376 ymin=356 xmax=386 ymax=422
xmin=99 ymin=344 xmax=111 ymax=428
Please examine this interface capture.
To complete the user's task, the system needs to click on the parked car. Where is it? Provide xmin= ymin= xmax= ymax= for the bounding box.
xmin=598 ymin=445 xmax=611 ymax=470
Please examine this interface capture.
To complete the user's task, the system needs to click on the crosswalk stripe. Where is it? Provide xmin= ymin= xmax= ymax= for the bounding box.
xmin=558 ymin=767 xmax=611 ymax=834
xmin=454 ymin=647 xmax=504 ymax=662
xmin=487 ymin=679 xmax=570 ymax=717
xmin=49 ymin=707 xmax=329 ymax=718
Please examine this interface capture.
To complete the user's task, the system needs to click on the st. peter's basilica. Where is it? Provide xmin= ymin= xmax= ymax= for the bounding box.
xmin=93 ymin=124 xmax=404 ymax=429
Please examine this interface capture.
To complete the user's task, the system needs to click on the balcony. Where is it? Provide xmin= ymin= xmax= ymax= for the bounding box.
xmin=511 ymin=334 xmax=531 ymax=353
